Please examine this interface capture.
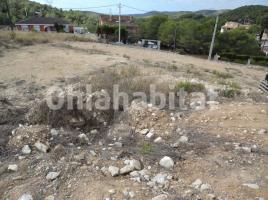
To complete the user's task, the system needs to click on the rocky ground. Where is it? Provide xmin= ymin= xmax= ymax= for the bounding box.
xmin=0 ymin=41 xmax=268 ymax=200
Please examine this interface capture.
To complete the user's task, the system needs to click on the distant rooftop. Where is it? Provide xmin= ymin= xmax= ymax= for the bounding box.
xmin=99 ymin=14 xmax=134 ymax=25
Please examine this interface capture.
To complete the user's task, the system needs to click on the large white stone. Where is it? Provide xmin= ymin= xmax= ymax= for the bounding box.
xmin=159 ymin=156 xmax=174 ymax=169
xmin=22 ymin=145 xmax=31 ymax=155
xmin=8 ymin=164 xmax=18 ymax=172
xmin=129 ymin=160 xmax=142 ymax=171
xmin=258 ymin=129 xmax=267 ymax=135
xmin=200 ymin=183 xmax=212 ymax=191
xmin=46 ymin=172 xmax=60 ymax=180
xmin=152 ymin=194 xmax=168 ymax=200
xmin=34 ymin=142 xmax=49 ymax=153
xmin=154 ymin=137 xmax=163 ymax=144
xmin=120 ymin=165 xmax=135 ymax=175
xmin=242 ymin=183 xmax=259 ymax=190
xmin=108 ymin=166 xmax=119 ymax=177
xmin=18 ymin=194 xmax=33 ymax=200
xmin=179 ymin=136 xmax=189 ymax=143
xmin=146 ymin=132 xmax=155 ymax=139
xmin=50 ymin=129 xmax=59 ymax=137
xmin=152 ymin=173 xmax=168 ymax=185
xmin=140 ymin=129 xmax=149 ymax=135
xmin=192 ymin=179 xmax=202 ymax=189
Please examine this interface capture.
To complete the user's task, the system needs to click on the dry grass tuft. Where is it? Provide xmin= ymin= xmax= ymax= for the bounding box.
xmin=175 ymin=81 xmax=206 ymax=93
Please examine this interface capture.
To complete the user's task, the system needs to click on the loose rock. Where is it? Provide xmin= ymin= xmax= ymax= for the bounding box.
xmin=34 ymin=142 xmax=49 ymax=153
xmin=18 ymin=194 xmax=33 ymax=200
xmin=46 ymin=171 xmax=60 ymax=180
xmin=192 ymin=179 xmax=202 ymax=189
xmin=22 ymin=145 xmax=31 ymax=155
xmin=152 ymin=194 xmax=168 ymax=200
xmin=8 ymin=164 xmax=18 ymax=172
xmin=108 ymin=166 xmax=120 ymax=177
xmin=159 ymin=156 xmax=174 ymax=169
xmin=242 ymin=183 xmax=260 ymax=190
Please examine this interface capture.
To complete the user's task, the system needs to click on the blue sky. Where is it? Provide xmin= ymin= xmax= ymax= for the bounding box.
xmin=33 ymin=0 xmax=268 ymax=14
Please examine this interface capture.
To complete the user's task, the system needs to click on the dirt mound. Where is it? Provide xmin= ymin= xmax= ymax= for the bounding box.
xmin=8 ymin=124 xmax=50 ymax=150
xmin=26 ymin=83 xmax=114 ymax=131
xmin=127 ymin=100 xmax=178 ymax=138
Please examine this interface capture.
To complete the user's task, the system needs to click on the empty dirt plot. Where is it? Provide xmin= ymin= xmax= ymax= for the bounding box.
xmin=0 ymin=41 xmax=268 ymax=200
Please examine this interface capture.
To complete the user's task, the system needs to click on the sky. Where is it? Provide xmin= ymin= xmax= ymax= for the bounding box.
xmin=33 ymin=0 xmax=268 ymax=14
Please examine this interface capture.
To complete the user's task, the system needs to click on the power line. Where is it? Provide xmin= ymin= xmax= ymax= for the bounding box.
xmin=121 ymin=4 xmax=148 ymax=13
xmin=61 ymin=3 xmax=148 ymax=14
xmin=62 ymin=4 xmax=117 ymax=10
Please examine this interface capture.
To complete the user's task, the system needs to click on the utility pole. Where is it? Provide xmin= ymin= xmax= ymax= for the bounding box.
xmin=173 ymin=27 xmax=178 ymax=51
xmin=118 ymin=2 xmax=121 ymax=43
xmin=208 ymin=15 xmax=219 ymax=60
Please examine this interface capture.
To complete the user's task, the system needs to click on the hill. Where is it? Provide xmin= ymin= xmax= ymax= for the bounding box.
xmin=132 ymin=9 xmax=227 ymax=18
xmin=0 ymin=0 xmax=98 ymax=31
xmin=220 ymin=5 xmax=268 ymax=23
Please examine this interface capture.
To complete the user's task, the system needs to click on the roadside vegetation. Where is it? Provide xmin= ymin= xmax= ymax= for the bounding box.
xmin=0 ymin=31 xmax=95 ymax=46
xmin=219 ymin=81 xmax=242 ymax=98
xmin=175 ymin=82 xmax=206 ymax=93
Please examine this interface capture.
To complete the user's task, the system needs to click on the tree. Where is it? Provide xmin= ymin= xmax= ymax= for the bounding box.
xmin=259 ymin=14 xmax=268 ymax=43
xmin=2 ymin=0 xmax=13 ymax=30
xmin=158 ymin=20 xmax=177 ymax=47
xmin=215 ymin=29 xmax=261 ymax=55
xmin=142 ymin=15 xmax=168 ymax=39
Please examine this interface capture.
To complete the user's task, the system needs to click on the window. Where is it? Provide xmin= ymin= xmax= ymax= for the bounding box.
xmin=21 ymin=25 xmax=29 ymax=31
xmin=34 ymin=25 xmax=40 ymax=32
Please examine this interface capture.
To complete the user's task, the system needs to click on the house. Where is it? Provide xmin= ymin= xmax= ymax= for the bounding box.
xmin=15 ymin=17 xmax=74 ymax=33
xmin=99 ymin=14 xmax=138 ymax=35
xmin=220 ymin=21 xmax=251 ymax=33
xmin=74 ymin=27 xmax=87 ymax=34
xmin=261 ymin=32 xmax=268 ymax=55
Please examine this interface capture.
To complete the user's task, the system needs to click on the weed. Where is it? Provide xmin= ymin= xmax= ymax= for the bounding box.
xmin=139 ymin=142 xmax=154 ymax=155
xmin=123 ymin=54 xmax=131 ymax=60
xmin=212 ymin=70 xmax=233 ymax=79
xmin=119 ymin=66 xmax=141 ymax=78
xmin=175 ymin=81 xmax=206 ymax=93
xmin=167 ymin=64 xmax=178 ymax=71
xmin=219 ymin=81 xmax=241 ymax=98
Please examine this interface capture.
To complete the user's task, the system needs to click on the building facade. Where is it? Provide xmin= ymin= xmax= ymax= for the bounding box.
xmin=15 ymin=17 xmax=74 ymax=33
xmin=99 ymin=14 xmax=138 ymax=35
xmin=220 ymin=21 xmax=251 ymax=33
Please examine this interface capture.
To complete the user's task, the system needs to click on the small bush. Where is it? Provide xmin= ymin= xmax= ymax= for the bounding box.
xmin=175 ymin=81 xmax=205 ymax=93
xmin=228 ymin=82 xmax=241 ymax=90
xmin=123 ymin=54 xmax=130 ymax=60
xmin=219 ymin=53 xmax=268 ymax=67
xmin=219 ymin=81 xmax=241 ymax=98
xmin=212 ymin=70 xmax=233 ymax=79
xmin=119 ymin=66 xmax=141 ymax=78
xmin=167 ymin=64 xmax=178 ymax=71
xmin=139 ymin=143 xmax=153 ymax=155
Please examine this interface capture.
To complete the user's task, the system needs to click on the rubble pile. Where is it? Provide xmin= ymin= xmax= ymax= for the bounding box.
xmin=26 ymin=83 xmax=114 ymax=130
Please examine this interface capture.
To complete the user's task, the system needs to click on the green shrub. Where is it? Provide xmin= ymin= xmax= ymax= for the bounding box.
xmin=219 ymin=81 xmax=241 ymax=98
xmin=219 ymin=53 xmax=268 ymax=67
xmin=175 ymin=81 xmax=205 ymax=93
xmin=212 ymin=70 xmax=233 ymax=79
xmin=139 ymin=143 xmax=154 ymax=155
xmin=167 ymin=64 xmax=178 ymax=71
